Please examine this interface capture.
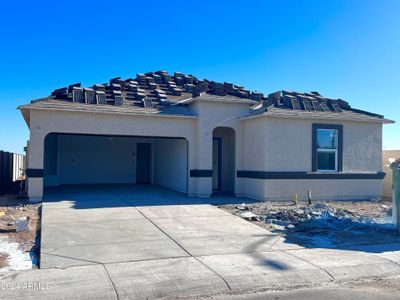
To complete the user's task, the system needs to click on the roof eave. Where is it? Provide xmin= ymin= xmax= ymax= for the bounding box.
xmin=19 ymin=104 xmax=199 ymax=119
xmin=240 ymin=110 xmax=395 ymax=124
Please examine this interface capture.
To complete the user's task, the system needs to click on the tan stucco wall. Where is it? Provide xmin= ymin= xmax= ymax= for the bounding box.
xmin=382 ymin=150 xmax=400 ymax=198
xmin=264 ymin=117 xmax=382 ymax=172
xmin=26 ymin=109 xmax=198 ymax=200
xmin=237 ymin=116 xmax=384 ymax=201
xmin=190 ymin=100 xmax=250 ymax=196
xmin=24 ymin=100 xmax=386 ymax=202
xmin=25 ymin=99 xmax=251 ymax=200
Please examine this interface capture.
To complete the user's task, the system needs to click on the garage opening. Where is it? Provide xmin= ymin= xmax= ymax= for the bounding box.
xmin=43 ymin=133 xmax=188 ymax=194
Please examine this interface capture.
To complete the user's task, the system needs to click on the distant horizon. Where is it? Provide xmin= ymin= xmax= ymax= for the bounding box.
xmin=1 ymin=0 xmax=399 ymax=153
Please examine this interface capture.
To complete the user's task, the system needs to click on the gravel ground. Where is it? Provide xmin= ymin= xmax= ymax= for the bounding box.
xmin=220 ymin=198 xmax=400 ymax=247
xmin=0 ymin=195 xmax=41 ymax=270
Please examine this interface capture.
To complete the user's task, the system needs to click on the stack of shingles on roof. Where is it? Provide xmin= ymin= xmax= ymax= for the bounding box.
xmin=267 ymin=90 xmax=351 ymax=113
xmin=48 ymin=71 xmax=268 ymax=111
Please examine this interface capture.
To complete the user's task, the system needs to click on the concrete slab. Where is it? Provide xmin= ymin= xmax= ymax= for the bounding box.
xmin=41 ymin=219 xmax=168 ymax=250
xmin=40 ymin=252 xmax=96 ymax=269
xmin=42 ymin=239 xmax=189 ymax=268
xmin=42 ymin=206 xmax=144 ymax=223
xmin=0 ymin=265 xmax=117 ymax=300
xmin=269 ymin=236 xmax=307 ymax=251
xmin=136 ymin=204 xmax=231 ymax=219
xmin=176 ymin=234 xmax=280 ymax=256
xmin=43 ymin=197 xmax=133 ymax=209
xmin=286 ymin=248 xmax=400 ymax=281
xmin=36 ymin=185 xmax=400 ymax=299
xmin=197 ymin=251 xmax=333 ymax=292
xmin=152 ymin=215 xmax=271 ymax=239
xmin=105 ymin=257 xmax=230 ymax=299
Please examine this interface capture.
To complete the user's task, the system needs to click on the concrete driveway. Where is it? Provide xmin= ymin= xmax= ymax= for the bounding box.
xmin=3 ymin=184 xmax=400 ymax=299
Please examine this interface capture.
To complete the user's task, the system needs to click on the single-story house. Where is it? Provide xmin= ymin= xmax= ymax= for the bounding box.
xmin=18 ymin=71 xmax=394 ymax=203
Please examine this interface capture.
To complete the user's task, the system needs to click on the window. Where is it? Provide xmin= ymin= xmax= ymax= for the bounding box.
xmin=316 ymin=129 xmax=337 ymax=171
xmin=312 ymin=124 xmax=343 ymax=172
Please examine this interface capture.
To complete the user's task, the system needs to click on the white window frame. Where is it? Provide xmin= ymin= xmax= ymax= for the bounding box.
xmin=316 ymin=129 xmax=338 ymax=172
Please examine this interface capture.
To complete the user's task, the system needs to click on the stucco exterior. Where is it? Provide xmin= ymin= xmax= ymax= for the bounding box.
xmin=20 ymin=93 xmax=392 ymax=203
xmin=237 ymin=116 xmax=384 ymax=201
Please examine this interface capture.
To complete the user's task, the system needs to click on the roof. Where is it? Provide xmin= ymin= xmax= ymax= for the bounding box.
xmin=245 ymin=90 xmax=393 ymax=123
xmin=18 ymin=71 xmax=391 ymax=122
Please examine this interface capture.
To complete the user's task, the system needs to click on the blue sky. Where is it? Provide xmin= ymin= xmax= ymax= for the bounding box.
xmin=0 ymin=0 xmax=399 ymax=154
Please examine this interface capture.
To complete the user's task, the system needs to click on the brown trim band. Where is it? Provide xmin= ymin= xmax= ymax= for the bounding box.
xmin=190 ymin=170 xmax=213 ymax=177
xmin=25 ymin=169 xmax=44 ymax=178
xmin=237 ymin=171 xmax=386 ymax=180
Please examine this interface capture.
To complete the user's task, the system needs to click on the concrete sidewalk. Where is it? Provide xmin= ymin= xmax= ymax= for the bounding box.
xmin=2 ymin=242 xmax=400 ymax=299
xmin=2 ymin=186 xmax=400 ymax=299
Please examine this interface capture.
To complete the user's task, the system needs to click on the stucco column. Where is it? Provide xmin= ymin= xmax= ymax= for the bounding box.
xmin=235 ymin=123 xmax=245 ymax=196
xmin=192 ymin=123 xmax=213 ymax=197
xmin=26 ymin=128 xmax=46 ymax=203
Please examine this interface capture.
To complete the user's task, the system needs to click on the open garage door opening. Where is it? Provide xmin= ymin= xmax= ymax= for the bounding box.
xmin=43 ymin=133 xmax=188 ymax=195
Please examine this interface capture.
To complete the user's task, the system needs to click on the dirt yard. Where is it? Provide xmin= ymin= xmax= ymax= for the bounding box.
xmin=220 ymin=198 xmax=400 ymax=248
xmin=0 ymin=195 xmax=41 ymax=271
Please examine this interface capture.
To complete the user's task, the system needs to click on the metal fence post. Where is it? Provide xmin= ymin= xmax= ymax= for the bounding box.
xmin=392 ymin=161 xmax=400 ymax=231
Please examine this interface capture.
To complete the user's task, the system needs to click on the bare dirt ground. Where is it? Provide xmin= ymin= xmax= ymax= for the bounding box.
xmin=0 ymin=194 xmax=41 ymax=270
xmin=0 ymin=252 xmax=9 ymax=268
xmin=220 ymin=198 xmax=399 ymax=247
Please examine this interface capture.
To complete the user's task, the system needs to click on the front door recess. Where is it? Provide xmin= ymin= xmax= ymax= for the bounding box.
xmin=136 ymin=143 xmax=152 ymax=184
xmin=212 ymin=137 xmax=222 ymax=191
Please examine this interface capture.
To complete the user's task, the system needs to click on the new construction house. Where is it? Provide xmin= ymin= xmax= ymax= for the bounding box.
xmin=18 ymin=71 xmax=394 ymax=202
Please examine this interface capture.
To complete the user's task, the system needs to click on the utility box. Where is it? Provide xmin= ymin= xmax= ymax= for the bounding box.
xmin=391 ymin=161 xmax=400 ymax=231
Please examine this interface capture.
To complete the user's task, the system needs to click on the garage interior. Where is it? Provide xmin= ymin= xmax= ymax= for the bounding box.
xmin=43 ymin=133 xmax=188 ymax=195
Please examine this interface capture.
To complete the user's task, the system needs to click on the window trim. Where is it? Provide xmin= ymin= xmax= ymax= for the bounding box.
xmin=312 ymin=124 xmax=343 ymax=172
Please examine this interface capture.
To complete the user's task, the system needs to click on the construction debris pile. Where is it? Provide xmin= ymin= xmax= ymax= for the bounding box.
xmin=221 ymin=200 xmax=400 ymax=247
